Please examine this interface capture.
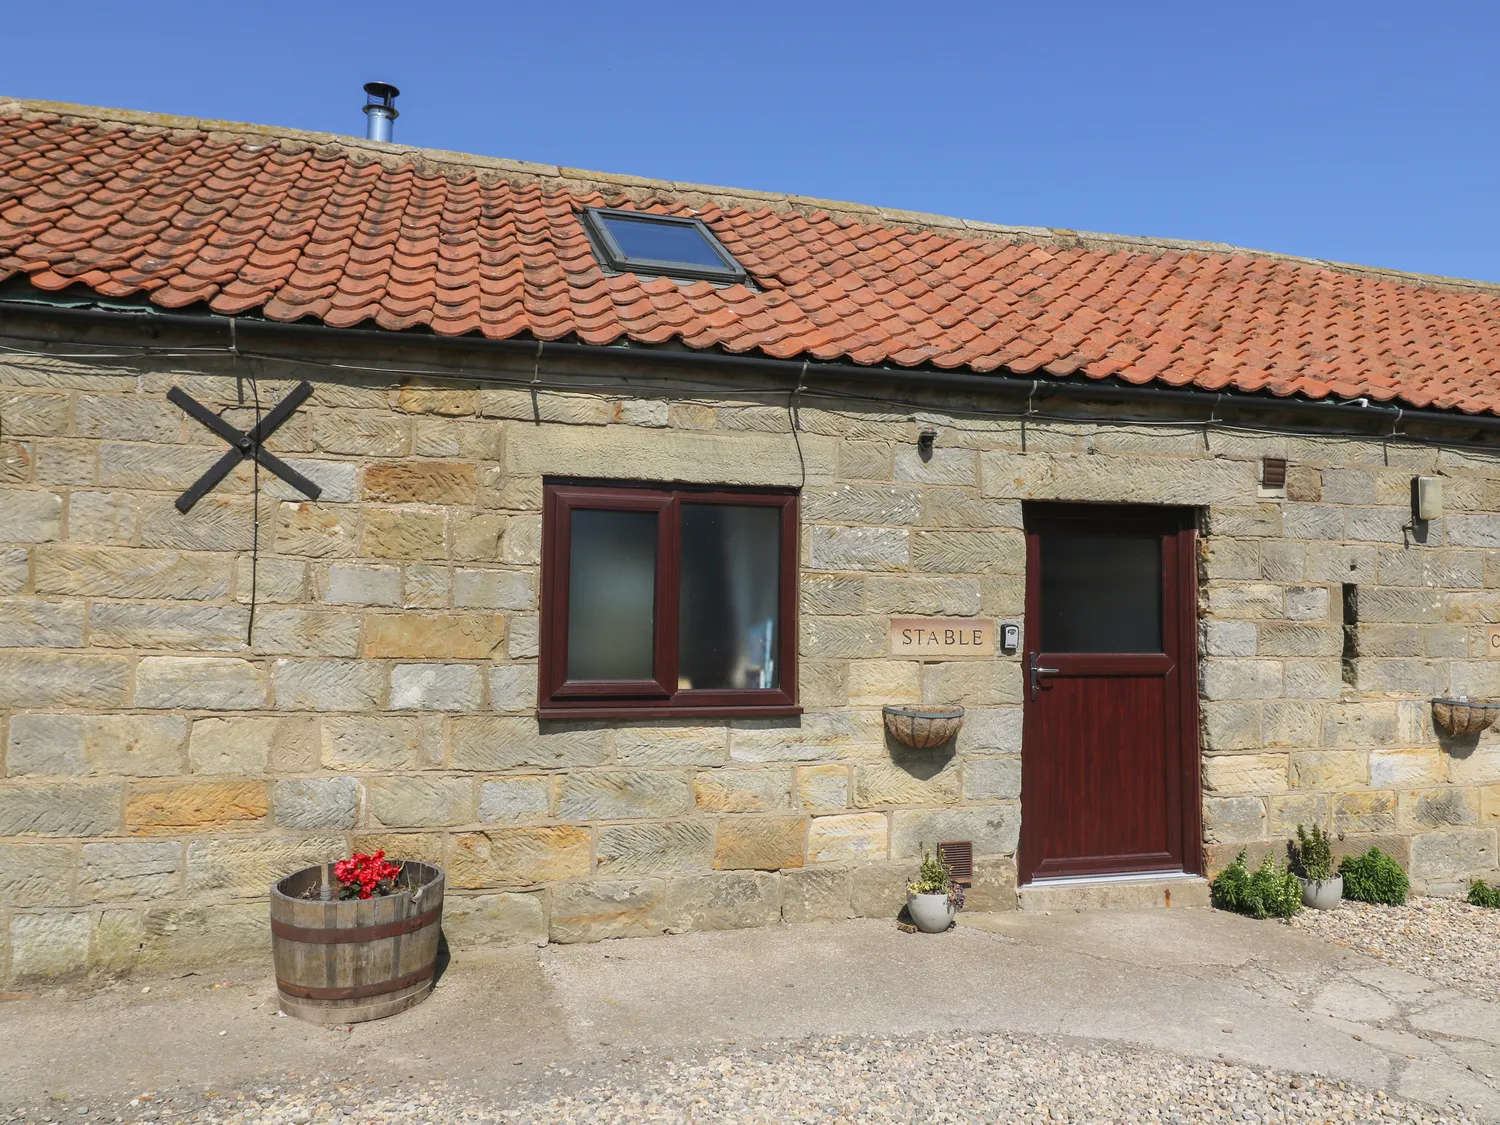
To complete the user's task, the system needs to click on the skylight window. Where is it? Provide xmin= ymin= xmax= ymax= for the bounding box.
xmin=582 ymin=208 xmax=749 ymax=285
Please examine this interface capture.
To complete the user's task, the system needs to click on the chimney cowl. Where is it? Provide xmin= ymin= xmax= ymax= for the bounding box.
xmin=363 ymin=81 xmax=400 ymax=143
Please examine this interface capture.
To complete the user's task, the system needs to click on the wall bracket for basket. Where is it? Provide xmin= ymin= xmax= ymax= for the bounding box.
xmin=169 ymin=381 xmax=321 ymax=512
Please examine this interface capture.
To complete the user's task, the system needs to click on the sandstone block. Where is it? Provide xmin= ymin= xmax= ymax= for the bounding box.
xmin=364 ymin=461 xmax=477 ymax=505
xmin=0 ymin=651 xmax=128 ymax=706
xmin=955 ymin=708 xmax=1023 ymax=754
xmin=549 ymin=878 xmax=669 ymax=943
xmin=616 ymin=724 xmax=727 ymax=766
xmin=838 ymin=440 xmax=890 ymax=480
xmin=350 ymin=832 xmax=447 ymax=866
xmin=979 ymin=452 xmax=1253 ymax=505
xmin=453 ymin=567 xmax=534 ymax=610
xmin=449 ymin=826 xmax=592 ymax=888
xmin=894 ymin=447 xmax=975 ymax=486
xmin=557 ymin=770 xmax=694 ymax=820
xmin=921 ymin=660 xmax=1020 ymax=706
xmin=1359 ymin=587 xmax=1443 ymax=624
xmin=481 ymin=389 xmax=613 ymax=425
xmin=846 ymin=660 xmax=921 ymax=705
xmin=367 ymin=776 xmax=474 ymax=827
xmin=452 ymin=512 xmax=507 ymax=562
xmin=312 ymin=411 xmax=410 ymax=456
xmin=186 ymin=836 xmax=344 ymax=897
xmin=0 ymin=842 xmax=75 ymax=906
xmin=596 ymin=821 xmax=716 ymax=875
xmin=1409 ymin=828 xmax=1497 ymax=882
xmin=849 ymin=859 xmax=920 ymax=918
xmin=0 ymin=390 xmax=69 ymax=435
xmin=1282 ymin=659 xmax=1343 ymax=699
xmin=89 ymin=602 xmax=247 ymax=651
xmin=37 ymin=440 xmax=94 ymax=486
xmin=273 ymin=778 xmax=363 ymax=829
xmin=730 ymin=711 xmax=883 ymax=763
xmin=508 ymin=615 xmax=540 ymax=658
xmin=390 ymin=663 xmax=483 ymax=711
xmin=801 ymin=616 xmax=887 ymax=659
xmin=890 ymin=805 xmax=1018 ymax=857
xmin=963 ymin=757 xmax=1022 ymax=801
xmin=249 ymin=609 xmax=361 ymax=657
xmin=237 ymin=556 xmax=307 ymax=606
xmin=98 ymin=441 xmax=230 ymax=492
xmin=912 ymin=530 xmax=1024 ymax=575
xmin=1268 ymin=792 xmax=1331 ymax=835
xmin=7 ymin=713 xmax=186 ymax=777
xmin=806 ymin=526 xmax=908 ymax=571
xmin=1261 ymin=701 xmax=1321 ymax=748
xmin=263 ymin=458 xmax=358 ymax=504
xmin=920 ymin=489 xmax=1023 ymax=530
xmin=452 ymin=716 xmax=609 ymax=770
xmin=478 ymin=776 xmax=552 ymax=823
xmin=502 ymin=514 xmax=542 ymax=565
xmin=0 ymin=781 xmax=121 ymax=836
xmin=1370 ymin=748 xmax=1447 ymax=788
xmin=1482 ymin=784 xmax=1500 ymax=823
xmin=801 ymin=483 xmax=923 ymax=526
xmin=483 ymin=665 xmax=534 ymax=713
xmin=441 ymin=891 xmax=548 ymax=948
xmin=1200 ymin=659 xmax=1283 ymax=700
xmin=1201 ymin=620 xmax=1257 ymax=657
xmin=1282 ymin=504 xmax=1344 ymax=541
xmin=320 ymin=563 xmax=400 ymax=605
xmin=1203 ymin=753 xmax=1289 ymax=796
xmin=854 ymin=761 xmax=960 ymax=806
xmin=1285 ymin=585 xmax=1332 ymax=621
xmin=10 ymin=912 xmax=90 ymax=983
xmin=780 ymin=866 xmax=851 ymax=922
xmin=1321 ymin=702 xmax=1398 ymax=749
xmin=398 ymin=385 xmax=477 ymax=416
xmin=129 ymin=902 xmax=269 ymax=972
xmin=135 ymin=656 xmax=268 ymax=710
xmin=0 ymin=599 xmax=84 ymax=647
xmin=617 ymin=398 xmax=669 ymax=427
xmin=126 ymin=780 xmax=268 ymax=835
xmin=366 ymin=613 xmax=505 ymax=659
xmin=190 ymin=715 xmax=317 ymax=774
xmin=1334 ymin=791 xmax=1398 ymax=833
xmin=966 ymin=855 xmax=1019 ymax=912
xmin=1399 ymin=788 xmax=1478 ymax=830
xmin=362 ymin=508 xmax=447 ymax=560
xmin=139 ymin=495 xmax=255 ymax=552
xmin=1304 ymin=543 xmax=1377 ymax=583
xmin=862 ymin=576 xmax=981 ymax=616
xmin=0 ymin=546 xmax=27 ymax=595
xmin=799 ymin=660 xmax=848 ymax=708
xmin=801 ymin=574 xmax=865 ymax=615
xmin=275 ymin=502 xmax=358 ymax=558
xmin=76 ymin=392 xmax=180 ymax=440
xmin=0 ymin=487 xmax=62 ymax=543
xmin=274 ymin=658 xmax=385 ymax=711
xmin=1202 ymin=583 xmax=1284 ymax=619
xmin=795 ymin=764 xmax=849 ymax=810
xmin=1203 ymin=795 xmax=1266 ymax=843
xmin=80 ymin=841 xmax=182 ymax=902
xmin=1201 ymin=702 xmax=1261 ymax=751
xmin=504 ymin=421 xmax=833 ymax=488
xmin=692 ymin=768 xmax=792 ymax=812
xmin=1291 ymin=751 xmax=1369 ymax=790
xmin=714 ymin=814 xmax=807 ymax=870
xmin=807 ymin=812 xmax=887 ymax=863
xmin=666 ymin=871 xmax=781 ymax=933
xmin=402 ymin=563 xmax=451 ymax=608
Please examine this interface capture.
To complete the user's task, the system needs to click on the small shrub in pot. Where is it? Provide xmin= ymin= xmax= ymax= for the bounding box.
xmin=1209 ymin=851 xmax=1302 ymax=919
xmin=1338 ymin=847 xmax=1409 ymax=906
xmin=906 ymin=845 xmax=965 ymax=933
xmin=1290 ymin=824 xmax=1342 ymax=910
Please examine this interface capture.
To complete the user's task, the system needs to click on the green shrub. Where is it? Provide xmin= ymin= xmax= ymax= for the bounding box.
xmin=1210 ymin=851 xmax=1303 ymax=919
xmin=1291 ymin=824 xmax=1334 ymax=881
xmin=1468 ymin=879 xmax=1500 ymax=908
xmin=1338 ymin=847 xmax=1409 ymax=906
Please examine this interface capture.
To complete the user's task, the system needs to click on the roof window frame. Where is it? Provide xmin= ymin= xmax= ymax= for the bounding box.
xmin=581 ymin=207 xmax=750 ymax=286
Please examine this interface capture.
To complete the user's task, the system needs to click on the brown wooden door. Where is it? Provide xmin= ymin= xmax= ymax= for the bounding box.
xmin=1017 ymin=503 xmax=1201 ymax=884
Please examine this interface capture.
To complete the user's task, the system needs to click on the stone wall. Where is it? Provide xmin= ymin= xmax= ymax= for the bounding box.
xmin=2 ymin=332 xmax=1498 ymax=984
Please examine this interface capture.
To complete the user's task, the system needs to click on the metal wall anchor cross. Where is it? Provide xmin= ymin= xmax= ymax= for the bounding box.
xmin=168 ymin=381 xmax=322 ymax=513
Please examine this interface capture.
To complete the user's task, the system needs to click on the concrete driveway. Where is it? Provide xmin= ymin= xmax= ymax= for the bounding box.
xmin=1 ymin=908 xmax=1496 ymax=1120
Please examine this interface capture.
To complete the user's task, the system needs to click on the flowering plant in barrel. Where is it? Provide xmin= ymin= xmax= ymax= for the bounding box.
xmin=333 ymin=850 xmax=403 ymax=900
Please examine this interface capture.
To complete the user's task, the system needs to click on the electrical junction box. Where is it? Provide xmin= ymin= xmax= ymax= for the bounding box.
xmin=1415 ymin=476 xmax=1443 ymax=521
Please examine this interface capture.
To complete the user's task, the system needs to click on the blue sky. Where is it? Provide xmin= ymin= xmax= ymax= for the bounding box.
xmin=7 ymin=1 xmax=1498 ymax=281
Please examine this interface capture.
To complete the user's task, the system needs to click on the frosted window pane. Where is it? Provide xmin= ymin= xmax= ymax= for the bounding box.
xmin=567 ymin=509 xmax=656 ymax=680
xmin=1040 ymin=533 xmax=1161 ymax=652
xmin=679 ymin=504 xmax=781 ymax=690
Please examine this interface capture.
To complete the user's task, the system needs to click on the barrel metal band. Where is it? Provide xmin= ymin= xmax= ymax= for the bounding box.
xmin=270 ymin=905 xmax=442 ymax=945
xmin=275 ymin=965 xmax=435 ymax=1001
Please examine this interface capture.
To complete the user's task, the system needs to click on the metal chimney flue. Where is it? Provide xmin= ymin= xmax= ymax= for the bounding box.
xmin=363 ymin=81 xmax=400 ymax=142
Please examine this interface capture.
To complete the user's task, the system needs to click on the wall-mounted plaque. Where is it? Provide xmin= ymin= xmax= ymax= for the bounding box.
xmin=889 ymin=617 xmax=996 ymax=659
xmin=1486 ymin=625 xmax=1500 ymax=657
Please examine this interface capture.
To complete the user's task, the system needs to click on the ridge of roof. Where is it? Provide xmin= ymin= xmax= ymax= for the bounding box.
xmin=5 ymin=95 xmax=1496 ymax=299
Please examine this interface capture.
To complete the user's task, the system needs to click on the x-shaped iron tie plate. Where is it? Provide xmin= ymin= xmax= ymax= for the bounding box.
xmin=168 ymin=381 xmax=322 ymax=512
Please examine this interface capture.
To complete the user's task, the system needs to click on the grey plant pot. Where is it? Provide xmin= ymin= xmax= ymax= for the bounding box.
xmin=1298 ymin=874 xmax=1343 ymax=910
xmin=907 ymin=892 xmax=956 ymax=933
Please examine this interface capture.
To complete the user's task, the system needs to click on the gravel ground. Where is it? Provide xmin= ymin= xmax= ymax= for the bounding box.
xmin=3 ymin=1032 xmax=1481 ymax=1125
xmin=1289 ymin=896 xmax=1500 ymax=995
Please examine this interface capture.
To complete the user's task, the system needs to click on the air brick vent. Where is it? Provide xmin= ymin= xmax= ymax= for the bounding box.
xmin=1261 ymin=457 xmax=1288 ymax=489
xmin=937 ymin=840 xmax=974 ymax=886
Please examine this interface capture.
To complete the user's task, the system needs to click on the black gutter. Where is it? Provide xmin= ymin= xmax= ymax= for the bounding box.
xmin=5 ymin=298 xmax=1500 ymax=438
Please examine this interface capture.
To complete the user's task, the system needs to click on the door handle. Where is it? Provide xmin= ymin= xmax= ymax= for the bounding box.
xmin=1029 ymin=652 xmax=1060 ymax=700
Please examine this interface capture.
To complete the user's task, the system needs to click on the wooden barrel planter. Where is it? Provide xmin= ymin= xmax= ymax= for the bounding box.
xmin=270 ymin=860 xmax=444 ymax=1025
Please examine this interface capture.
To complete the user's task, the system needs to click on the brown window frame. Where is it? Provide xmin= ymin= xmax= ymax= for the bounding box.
xmin=539 ymin=480 xmax=800 ymax=720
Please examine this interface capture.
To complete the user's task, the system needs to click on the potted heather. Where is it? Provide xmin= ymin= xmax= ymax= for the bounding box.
xmin=906 ymin=845 xmax=965 ymax=932
xmin=1290 ymin=824 xmax=1342 ymax=910
xmin=269 ymin=850 xmax=445 ymax=1025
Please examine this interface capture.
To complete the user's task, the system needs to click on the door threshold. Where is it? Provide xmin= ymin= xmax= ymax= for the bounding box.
xmin=1024 ymin=870 xmax=1200 ymax=888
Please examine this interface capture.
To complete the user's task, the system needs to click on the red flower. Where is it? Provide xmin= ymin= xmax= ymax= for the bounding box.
xmin=333 ymin=850 xmax=403 ymax=899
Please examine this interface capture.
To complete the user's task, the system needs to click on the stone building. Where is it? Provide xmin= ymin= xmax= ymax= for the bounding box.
xmin=2 ymin=99 xmax=1499 ymax=984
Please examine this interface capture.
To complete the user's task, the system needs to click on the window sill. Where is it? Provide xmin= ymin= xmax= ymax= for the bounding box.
xmin=537 ymin=704 xmax=804 ymax=721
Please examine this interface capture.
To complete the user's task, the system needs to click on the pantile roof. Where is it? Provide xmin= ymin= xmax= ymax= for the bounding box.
xmin=4 ymin=99 xmax=1500 ymax=416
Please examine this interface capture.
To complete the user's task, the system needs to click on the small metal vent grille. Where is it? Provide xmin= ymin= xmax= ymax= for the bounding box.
xmin=1261 ymin=457 xmax=1288 ymax=488
xmin=937 ymin=840 xmax=974 ymax=886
